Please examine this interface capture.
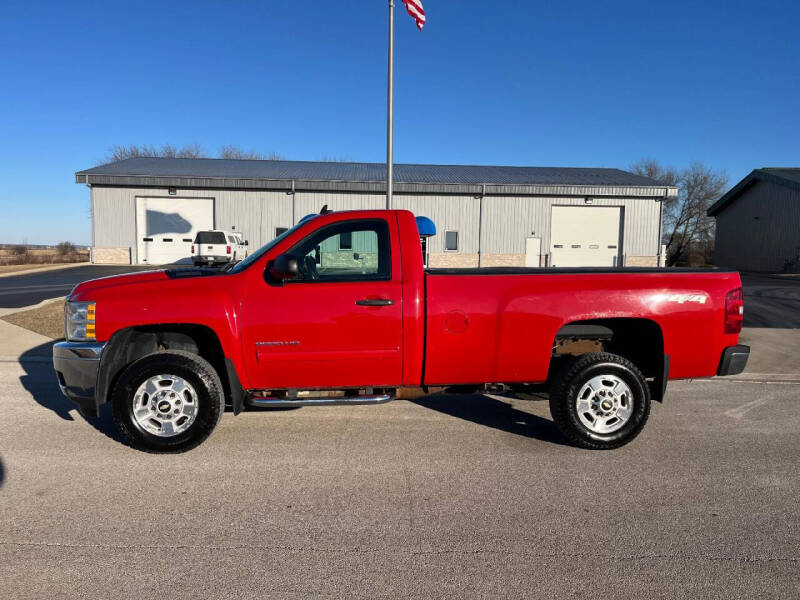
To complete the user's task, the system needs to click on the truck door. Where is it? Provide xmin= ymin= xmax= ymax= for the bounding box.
xmin=241 ymin=217 xmax=403 ymax=390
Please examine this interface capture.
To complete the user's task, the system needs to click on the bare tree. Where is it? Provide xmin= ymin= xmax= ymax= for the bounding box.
xmin=105 ymin=143 xmax=208 ymax=162
xmin=56 ymin=241 xmax=76 ymax=255
xmin=630 ymin=159 xmax=728 ymax=266
xmin=318 ymin=155 xmax=352 ymax=162
xmin=102 ymin=144 xmax=286 ymax=164
xmin=218 ymin=145 xmax=284 ymax=160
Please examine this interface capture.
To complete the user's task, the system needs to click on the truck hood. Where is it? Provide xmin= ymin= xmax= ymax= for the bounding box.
xmin=68 ymin=267 xmax=224 ymax=300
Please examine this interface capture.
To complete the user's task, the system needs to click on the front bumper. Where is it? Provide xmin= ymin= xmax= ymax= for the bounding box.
xmin=53 ymin=341 xmax=106 ymax=416
xmin=717 ymin=344 xmax=750 ymax=376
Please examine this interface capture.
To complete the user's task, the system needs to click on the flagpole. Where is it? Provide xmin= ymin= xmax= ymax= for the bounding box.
xmin=386 ymin=0 xmax=394 ymax=210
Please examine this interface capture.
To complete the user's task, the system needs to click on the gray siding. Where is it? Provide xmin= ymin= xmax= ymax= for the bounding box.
xmin=91 ymin=187 xmax=293 ymax=251
xmin=90 ymin=185 xmax=662 ymax=264
xmin=92 ymin=186 xmax=138 ymax=249
xmin=714 ymin=180 xmax=800 ymax=271
xmin=294 ymin=192 xmax=384 ymax=218
xmin=392 ymin=195 xmax=481 ymax=253
xmin=213 ymin=189 xmax=291 ymax=248
xmin=481 ymin=196 xmax=660 ymax=256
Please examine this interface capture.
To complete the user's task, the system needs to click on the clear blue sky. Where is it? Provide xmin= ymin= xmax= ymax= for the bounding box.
xmin=1 ymin=0 xmax=798 ymax=245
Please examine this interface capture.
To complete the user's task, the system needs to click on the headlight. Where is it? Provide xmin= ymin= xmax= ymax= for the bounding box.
xmin=65 ymin=301 xmax=96 ymax=341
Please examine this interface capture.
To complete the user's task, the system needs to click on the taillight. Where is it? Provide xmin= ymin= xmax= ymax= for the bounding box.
xmin=191 ymin=245 xmax=195 ymax=254
xmin=226 ymin=245 xmax=231 ymax=254
xmin=724 ymin=287 xmax=744 ymax=334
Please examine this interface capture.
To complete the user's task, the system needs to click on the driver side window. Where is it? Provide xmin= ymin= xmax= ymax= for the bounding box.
xmin=288 ymin=219 xmax=391 ymax=282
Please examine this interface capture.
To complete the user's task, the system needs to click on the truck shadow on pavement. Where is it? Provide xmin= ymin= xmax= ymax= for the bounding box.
xmin=413 ymin=393 xmax=569 ymax=446
xmin=17 ymin=341 xmax=568 ymax=447
xmin=18 ymin=342 xmax=124 ymax=443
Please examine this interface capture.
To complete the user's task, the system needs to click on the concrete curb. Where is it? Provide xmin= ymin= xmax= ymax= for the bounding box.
xmin=691 ymin=373 xmax=800 ymax=384
xmin=0 ymin=262 xmax=89 ymax=279
xmin=730 ymin=372 xmax=800 ymax=381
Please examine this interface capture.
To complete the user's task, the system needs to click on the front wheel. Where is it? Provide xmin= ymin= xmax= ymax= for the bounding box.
xmin=549 ymin=352 xmax=650 ymax=450
xmin=111 ymin=350 xmax=225 ymax=453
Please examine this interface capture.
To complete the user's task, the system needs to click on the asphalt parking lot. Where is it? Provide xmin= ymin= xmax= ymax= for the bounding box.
xmin=741 ymin=273 xmax=800 ymax=328
xmin=1 ymin=350 xmax=799 ymax=599
xmin=1 ymin=267 xmax=798 ymax=598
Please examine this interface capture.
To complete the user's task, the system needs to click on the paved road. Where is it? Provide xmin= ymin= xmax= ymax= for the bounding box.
xmin=741 ymin=273 xmax=800 ymax=328
xmin=0 ymin=265 xmax=164 ymax=308
xmin=1 ymin=353 xmax=798 ymax=599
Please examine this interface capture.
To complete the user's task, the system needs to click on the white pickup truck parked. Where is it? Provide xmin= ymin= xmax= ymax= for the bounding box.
xmin=192 ymin=230 xmax=248 ymax=266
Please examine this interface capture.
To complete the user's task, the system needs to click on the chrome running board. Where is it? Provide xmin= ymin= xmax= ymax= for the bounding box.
xmin=246 ymin=394 xmax=393 ymax=407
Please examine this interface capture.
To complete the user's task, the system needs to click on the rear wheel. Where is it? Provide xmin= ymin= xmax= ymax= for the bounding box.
xmin=112 ymin=351 xmax=224 ymax=453
xmin=549 ymin=352 xmax=650 ymax=450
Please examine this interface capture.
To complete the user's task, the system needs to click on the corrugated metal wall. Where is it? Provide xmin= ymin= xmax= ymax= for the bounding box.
xmin=714 ymin=180 xmax=800 ymax=271
xmin=92 ymin=187 xmax=292 ymax=252
xmin=92 ymin=187 xmax=139 ymax=249
xmin=482 ymin=196 xmax=660 ymax=255
xmin=392 ymin=195 xmax=481 ymax=253
xmin=295 ymin=192 xmax=384 ymax=216
xmin=213 ymin=189 xmax=291 ymax=248
xmin=92 ymin=186 xmax=661 ymax=262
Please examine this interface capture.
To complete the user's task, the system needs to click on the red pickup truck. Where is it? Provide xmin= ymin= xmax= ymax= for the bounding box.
xmin=54 ymin=209 xmax=748 ymax=452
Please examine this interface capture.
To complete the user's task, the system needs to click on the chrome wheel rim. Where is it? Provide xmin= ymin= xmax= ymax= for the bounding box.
xmin=576 ymin=374 xmax=634 ymax=434
xmin=132 ymin=374 xmax=198 ymax=437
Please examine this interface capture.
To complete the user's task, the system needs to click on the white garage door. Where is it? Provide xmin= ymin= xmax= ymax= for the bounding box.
xmin=136 ymin=197 xmax=214 ymax=265
xmin=550 ymin=206 xmax=622 ymax=267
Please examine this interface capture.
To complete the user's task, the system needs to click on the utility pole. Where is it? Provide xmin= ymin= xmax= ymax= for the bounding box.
xmin=386 ymin=0 xmax=395 ymax=209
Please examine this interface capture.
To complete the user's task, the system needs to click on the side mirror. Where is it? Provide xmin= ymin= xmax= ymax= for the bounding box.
xmin=268 ymin=253 xmax=299 ymax=282
xmin=244 ymin=240 xmax=249 ymax=246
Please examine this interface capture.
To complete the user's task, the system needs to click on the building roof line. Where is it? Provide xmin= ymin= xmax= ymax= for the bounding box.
xmin=75 ymin=173 xmax=674 ymax=199
xmin=75 ymin=157 xmax=670 ymax=190
xmin=707 ymin=168 xmax=800 ymax=216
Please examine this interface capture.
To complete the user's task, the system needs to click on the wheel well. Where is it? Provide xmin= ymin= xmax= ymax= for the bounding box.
xmin=550 ymin=318 xmax=667 ymax=401
xmin=98 ymin=324 xmax=232 ymax=409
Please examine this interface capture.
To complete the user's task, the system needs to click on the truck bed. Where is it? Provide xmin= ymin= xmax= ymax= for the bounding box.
xmin=423 ymin=268 xmax=742 ymax=385
xmin=427 ymin=267 xmax=736 ymax=275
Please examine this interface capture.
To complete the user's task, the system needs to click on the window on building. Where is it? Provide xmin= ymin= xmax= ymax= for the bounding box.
xmin=275 ymin=227 xmax=289 ymax=238
xmin=339 ymin=231 xmax=353 ymax=250
xmin=445 ymin=231 xmax=459 ymax=252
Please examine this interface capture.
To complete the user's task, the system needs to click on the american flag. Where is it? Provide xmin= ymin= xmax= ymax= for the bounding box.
xmin=402 ymin=0 xmax=426 ymax=30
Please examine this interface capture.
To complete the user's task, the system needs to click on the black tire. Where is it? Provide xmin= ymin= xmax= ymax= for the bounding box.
xmin=549 ymin=352 xmax=650 ymax=450
xmin=112 ymin=350 xmax=225 ymax=453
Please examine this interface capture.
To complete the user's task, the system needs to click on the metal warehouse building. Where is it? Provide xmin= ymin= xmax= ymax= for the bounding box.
xmin=708 ymin=168 xmax=800 ymax=272
xmin=75 ymin=158 xmax=674 ymax=268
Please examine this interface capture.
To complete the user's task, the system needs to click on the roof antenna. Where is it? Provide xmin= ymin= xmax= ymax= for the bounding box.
xmin=319 ymin=204 xmax=333 ymax=214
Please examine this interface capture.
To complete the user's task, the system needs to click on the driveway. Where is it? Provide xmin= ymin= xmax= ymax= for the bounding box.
xmin=0 ymin=265 xmax=162 ymax=308
xmin=741 ymin=273 xmax=800 ymax=328
xmin=1 ymin=346 xmax=798 ymax=599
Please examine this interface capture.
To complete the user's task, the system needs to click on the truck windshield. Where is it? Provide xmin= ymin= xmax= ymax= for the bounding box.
xmin=195 ymin=231 xmax=226 ymax=244
xmin=228 ymin=221 xmax=307 ymax=274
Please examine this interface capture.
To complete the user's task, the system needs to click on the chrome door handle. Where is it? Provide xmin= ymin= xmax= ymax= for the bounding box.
xmin=355 ymin=298 xmax=394 ymax=306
